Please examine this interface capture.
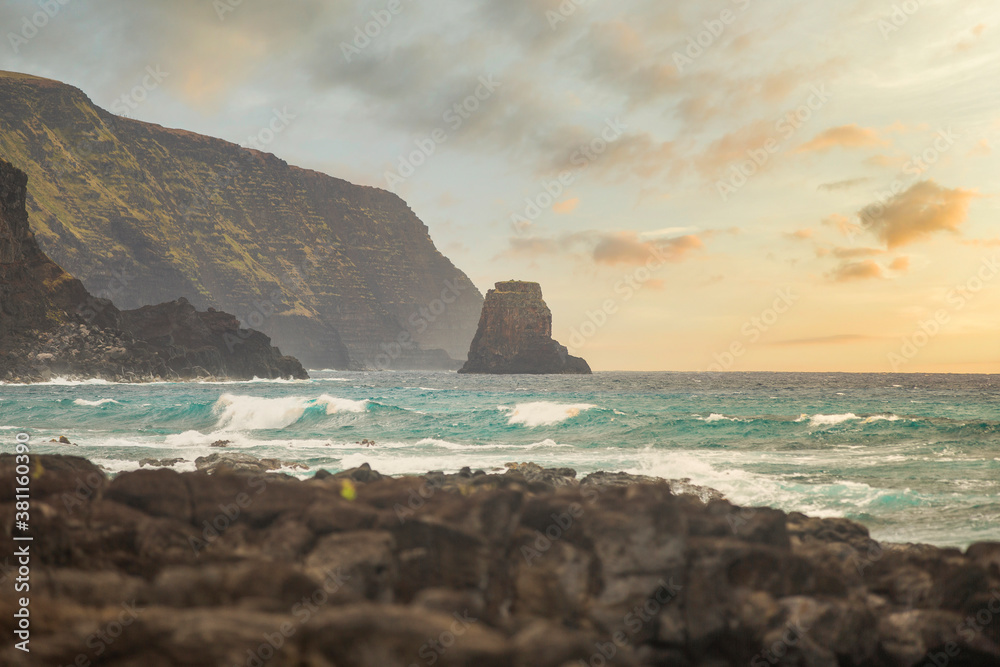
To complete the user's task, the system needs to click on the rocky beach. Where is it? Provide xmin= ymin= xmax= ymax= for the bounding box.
xmin=2 ymin=453 xmax=998 ymax=666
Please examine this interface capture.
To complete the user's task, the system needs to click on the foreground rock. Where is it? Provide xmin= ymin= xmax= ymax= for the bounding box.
xmin=460 ymin=280 xmax=591 ymax=374
xmin=1 ymin=454 xmax=998 ymax=666
xmin=0 ymin=159 xmax=306 ymax=382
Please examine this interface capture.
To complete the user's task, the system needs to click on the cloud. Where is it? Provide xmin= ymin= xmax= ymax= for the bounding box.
xmin=821 ymin=214 xmax=860 ymax=236
xmin=889 ymin=256 xmax=910 ymax=271
xmin=829 ymin=259 xmax=884 ymax=282
xmin=967 ymin=138 xmax=992 ymax=157
xmin=503 ymin=230 xmax=705 ymax=267
xmin=784 ymin=229 xmax=814 ymax=241
xmin=865 ymin=154 xmax=898 ymax=168
xmin=797 ymin=124 xmax=889 ymax=153
xmin=593 ymin=232 xmax=703 ymax=266
xmin=818 ymin=177 xmax=872 ymax=191
xmin=831 ymin=246 xmax=884 ymax=258
xmin=553 ymin=198 xmax=579 ymax=214
xmin=858 ymin=180 xmax=978 ymax=248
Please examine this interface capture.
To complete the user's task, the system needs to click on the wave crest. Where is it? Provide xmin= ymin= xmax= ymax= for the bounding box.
xmin=505 ymin=402 xmax=597 ymax=427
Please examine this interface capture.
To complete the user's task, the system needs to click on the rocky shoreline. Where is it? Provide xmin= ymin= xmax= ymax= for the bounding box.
xmin=1 ymin=454 xmax=997 ymax=666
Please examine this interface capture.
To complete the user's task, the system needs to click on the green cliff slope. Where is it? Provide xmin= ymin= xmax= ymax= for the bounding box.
xmin=0 ymin=71 xmax=483 ymax=369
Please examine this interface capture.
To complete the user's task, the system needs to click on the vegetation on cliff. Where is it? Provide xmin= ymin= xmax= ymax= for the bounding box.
xmin=0 ymin=158 xmax=305 ymax=382
xmin=0 ymin=70 xmax=482 ymax=370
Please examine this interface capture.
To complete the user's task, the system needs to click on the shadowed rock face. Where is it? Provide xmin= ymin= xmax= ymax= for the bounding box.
xmin=0 ymin=70 xmax=483 ymax=370
xmin=0 ymin=158 xmax=306 ymax=382
xmin=460 ymin=281 xmax=591 ymax=374
xmin=2 ymin=454 xmax=998 ymax=667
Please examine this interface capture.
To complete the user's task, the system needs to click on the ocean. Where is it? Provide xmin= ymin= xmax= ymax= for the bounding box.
xmin=1 ymin=371 xmax=997 ymax=549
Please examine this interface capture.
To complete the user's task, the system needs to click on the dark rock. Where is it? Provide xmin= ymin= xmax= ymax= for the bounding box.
xmin=459 ymin=280 xmax=591 ymax=374
xmin=3 ymin=455 xmax=999 ymax=667
xmin=193 ymin=452 xmax=281 ymax=474
xmin=138 ymin=457 xmax=184 ymax=468
xmin=0 ymin=158 xmax=307 ymax=382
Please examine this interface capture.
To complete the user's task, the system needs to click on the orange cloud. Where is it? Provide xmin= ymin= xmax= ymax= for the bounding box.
xmin=865 ymin=154 xmax=898 ymax=168
xmin=830 ymin=259 xmax=884 ymax=282
xmin=593 ymin=232 xmax=703 ymax=266
xmin=822 ymin=214 xmax=861 ymax=237
xmin=967 ymin=139 xmax=992 ymax=157
xmin=553 ymin=198 xmax=579 ymax=214
xmin=797 ymin=125 xmax=889 ymax=153
xmin=889 ymin=256 xmax=910 ymax=271
xmin=785 ymin=229 xmax=814 ymax=241
xmin=858 ymin=180 xmax=978 ymax=248
xmin=832 ymin=247 xmax=884 ymax=258
xmin=502 ymin=230 xmax=704 ymax=267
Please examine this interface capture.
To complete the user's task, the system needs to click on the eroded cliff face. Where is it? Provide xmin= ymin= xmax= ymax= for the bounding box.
xmin=460 ymin=281 xmax=591 ymax=374
xmin=0 ymin=71 xmax=483 ymax=370
xmin=0 ymin=158 xmax=306 ymax=382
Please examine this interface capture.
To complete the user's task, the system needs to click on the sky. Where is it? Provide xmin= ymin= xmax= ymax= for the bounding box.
xmin=2 ymin=0 xmax=999 ymax=372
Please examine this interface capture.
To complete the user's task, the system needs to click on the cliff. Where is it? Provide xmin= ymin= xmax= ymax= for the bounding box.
xmin=0 ymin=158 xmax=306 ymax=382
xmin=3 ymin=455 xmax=999 ymax=666
xmin=460 ymin=280 xmax=591 ymax=374
xmin=0 ymin=70 xmax=483 ymax=370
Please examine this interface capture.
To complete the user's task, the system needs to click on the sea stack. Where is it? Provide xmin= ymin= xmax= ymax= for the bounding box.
xmin=459 ymin=280 xmax=591 ymax=374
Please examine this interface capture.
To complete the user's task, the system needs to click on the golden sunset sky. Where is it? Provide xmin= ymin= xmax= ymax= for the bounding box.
xmin=2 ymin=0 xmax=999 ymax=371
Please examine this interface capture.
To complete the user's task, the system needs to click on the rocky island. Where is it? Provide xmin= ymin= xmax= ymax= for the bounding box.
xmin=0 ymin=158 xmax=306 ymax=382
xmin=460 ymin=280 xmax=591 ymax=374
xmin=1 ymin=453 xmax=998 ymax=666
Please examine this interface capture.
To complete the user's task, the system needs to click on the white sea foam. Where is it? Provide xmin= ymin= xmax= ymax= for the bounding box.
xmin=864 ymin=414 xmax=901 ymax=423
xmin=209 ymin=394 xmax=370 ymax=430
xmin=808 ymin=413 xmax=859 ymax=426
xmin=73 ymin=398 xmax=121 ymax=407
xmin=316 ymin=395 xmax=369 ymax=414
xmin=505 ymin=402 xmax=596 ymax=427
xmin=703 ymin=413 xmax=731 ymax=422
xmin=213 ymin=394 xmax=312 ymax=430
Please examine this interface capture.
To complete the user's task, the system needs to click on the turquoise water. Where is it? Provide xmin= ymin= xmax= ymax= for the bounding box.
xmin=2 ymin=371 xmax=998 ymax=549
